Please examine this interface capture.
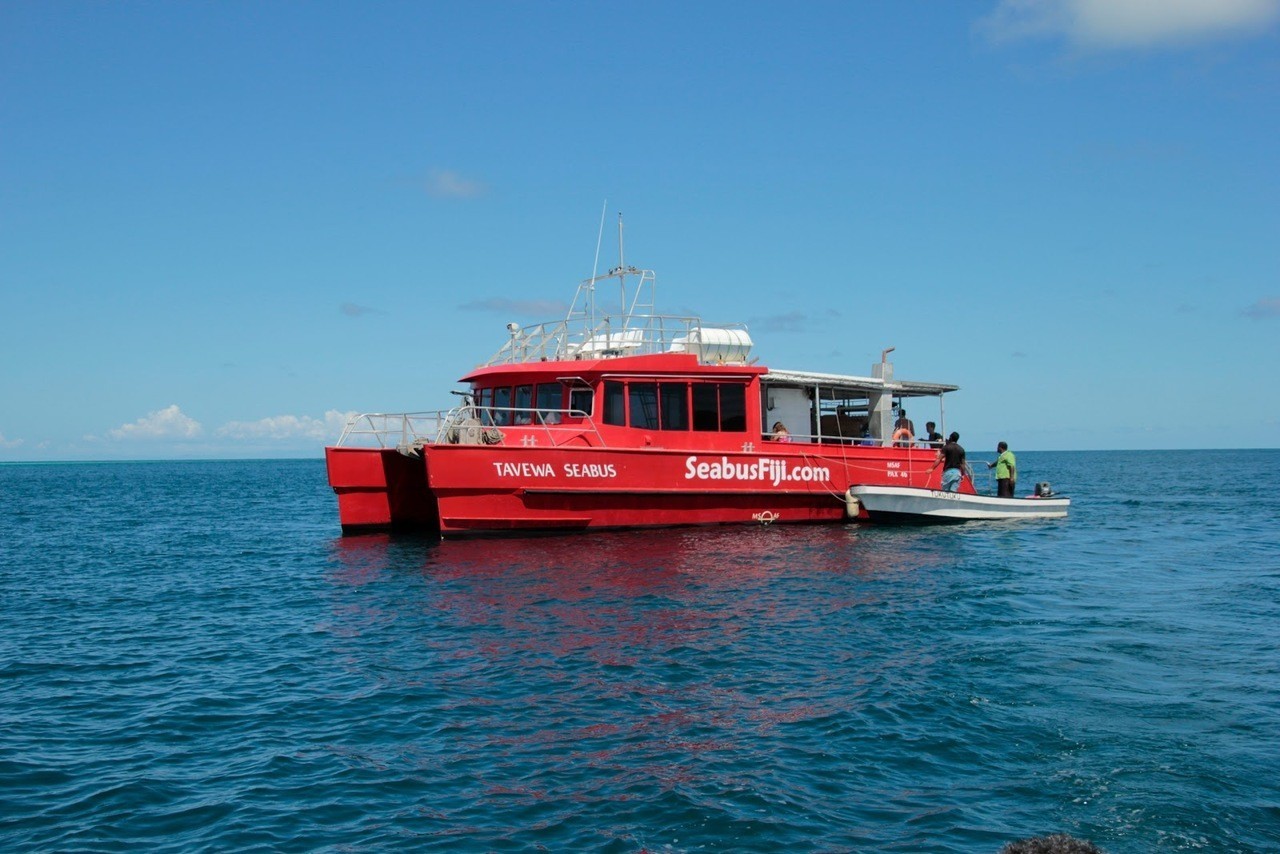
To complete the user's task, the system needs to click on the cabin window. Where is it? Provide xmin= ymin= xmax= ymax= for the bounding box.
xmin=692 ymin=382 xmax=747 ymax=432
xmin=569 ymin=387 xmax=593 ymax=417
xmin=629 ymin=382 xmax=660 ymax=430
xmin=660 ymin=382 xmax=688 ymax=431
xmin=692 ymin=385 xmax=719 ymax=431
xmin=604 ymin=381 xmax=625 ymax=426
xmin=720 ymin=384 xmax=746 ymax=431
xmin=513 ymin=384 xmax=534 ymax=424
xmin=535 ymin=383 xmax=561 ymax=423
xmin=492 ymin=386 xmax=512 ymax=426
xmin=601 ymin=379 xmax=738 ymax=431
xmin=474 ymin=387 xmax=493 ymax=426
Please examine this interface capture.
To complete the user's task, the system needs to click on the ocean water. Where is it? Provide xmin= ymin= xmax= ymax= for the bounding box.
xmin=2 ymin=451 xmax=1278 ymax=853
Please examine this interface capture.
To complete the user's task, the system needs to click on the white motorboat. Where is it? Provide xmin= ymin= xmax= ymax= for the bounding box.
xmin=848 ymin=483 xmax=1070 ymax=523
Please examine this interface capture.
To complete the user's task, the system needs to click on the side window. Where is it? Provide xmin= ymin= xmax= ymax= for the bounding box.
xmin=474 ymin=387 xmax=492 ymax=425
xmin=569 ymin=387 xmax=593 ymax=417
xmin=492 ymin=386 xmax=512 ymax=426
xmin=514 ymin=384 xmax=533 ymax=424
xmin=692 ymin=384 xmax=719 ymax=432
xmin=629 ymin=382 xmax=659 ymax=430
xmin=720 ymin=384 xmax=747 ymax=432
xmin=535 ymin=383 xmax=561 ymax=423
xmin=660 ymin=382 xmax=688 ymax=431
xmin=604 ymin=381 xmax=625 ymax=426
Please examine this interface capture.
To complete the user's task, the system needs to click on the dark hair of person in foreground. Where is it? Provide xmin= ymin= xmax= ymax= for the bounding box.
xmin=1000 ymin=833 xmax=1103 ymax=854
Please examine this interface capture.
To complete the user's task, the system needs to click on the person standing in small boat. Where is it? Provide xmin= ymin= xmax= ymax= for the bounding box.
xmin=930 ymin=432 xmax=967 ymax=492
xmin=987 ymin=441 xmax=1017 ymax=497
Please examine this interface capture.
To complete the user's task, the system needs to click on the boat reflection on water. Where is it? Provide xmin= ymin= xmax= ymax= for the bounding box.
xmin=328 ymin=523 xmax=956 ymax=584
xmin=325 ymin=523 xmax=960 ymax=647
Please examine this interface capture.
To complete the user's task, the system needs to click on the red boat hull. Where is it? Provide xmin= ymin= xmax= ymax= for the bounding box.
xmin=326 ymin=442 xmax=964 ymax=536
xmin=325 ymin=446 xmax=438 ymax=532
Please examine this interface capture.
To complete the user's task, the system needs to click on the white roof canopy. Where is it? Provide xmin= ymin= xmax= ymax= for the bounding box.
xmin=762 ymin=368 xmax=958 ymax=397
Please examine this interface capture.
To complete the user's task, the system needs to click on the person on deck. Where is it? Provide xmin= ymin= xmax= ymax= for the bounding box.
xmin=930 ymin=432 xmax=967 ymax=492
xmin=892 ymin=409 xmax=915 ymax=446
xmin=921 ymin=421 xmax=943 ymax=447
xmin=987 ymin=440 xmax=1017 ymax=497
xmin=771 ymin=421 xmax=792 ymax=442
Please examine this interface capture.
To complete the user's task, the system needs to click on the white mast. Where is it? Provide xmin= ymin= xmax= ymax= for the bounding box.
xmin=585 ymin=199 xmax=607 ymax=327
xmin=617 ymin=212 xmax=626 ymax=317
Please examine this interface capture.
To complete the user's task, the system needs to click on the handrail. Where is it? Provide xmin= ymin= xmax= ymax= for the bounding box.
xmin=449 ymin=405 xmax=607 ymax=447
xmin=335 ymin=412 xmax=444 ymax=449
xmin=763 ymin=429 xmax=941 ymax=449
xmin=334 ymin=406 xmax=606 ymax=450
xmin=483 ymin=313 xmax=752 ymax=366
xmin=336 ymin=411 xmax=948 ymax=452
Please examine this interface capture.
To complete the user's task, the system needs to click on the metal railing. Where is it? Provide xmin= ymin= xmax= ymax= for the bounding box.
xmin=335 ymin=412 xmax=449 ymax=449
xmin=335 ymin=406 xmax=606 ymax=451
xmin=483 ymin=314 xmax=751 ymax=366
xmin=764 ymin=428 xmax=944 ymax=449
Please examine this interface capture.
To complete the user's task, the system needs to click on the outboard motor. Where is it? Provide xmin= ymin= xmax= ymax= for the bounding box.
xmin=1034 ymin=482 xmax=1053 ymax=497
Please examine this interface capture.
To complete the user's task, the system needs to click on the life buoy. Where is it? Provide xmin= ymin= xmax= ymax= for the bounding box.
xmin=892 ymin=427 xmax=913 ymax=445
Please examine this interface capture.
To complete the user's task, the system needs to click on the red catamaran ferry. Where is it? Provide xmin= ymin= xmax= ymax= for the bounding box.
xmin=326 ymin=242 xmax=969 ymax=537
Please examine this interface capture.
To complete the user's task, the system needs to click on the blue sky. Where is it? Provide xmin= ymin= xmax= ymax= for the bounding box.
xmin=2 ymin=0 xmax=1277 ymax=460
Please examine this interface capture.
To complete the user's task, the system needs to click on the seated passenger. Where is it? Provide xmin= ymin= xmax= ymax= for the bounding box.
xmin=771 ymin=421 xmax=792 ymax=442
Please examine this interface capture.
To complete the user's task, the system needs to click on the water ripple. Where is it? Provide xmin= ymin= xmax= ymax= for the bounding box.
xmin=2 ymin=454 xmax=1279 ymax=851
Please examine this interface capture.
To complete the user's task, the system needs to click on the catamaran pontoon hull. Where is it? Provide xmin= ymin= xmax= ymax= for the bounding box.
xmin=326 ymin=439 xmax=956 ymax=536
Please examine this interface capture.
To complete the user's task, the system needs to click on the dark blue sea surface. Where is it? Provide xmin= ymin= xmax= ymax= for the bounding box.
xmin=2 ymin=451 xmax=1278 ymax=852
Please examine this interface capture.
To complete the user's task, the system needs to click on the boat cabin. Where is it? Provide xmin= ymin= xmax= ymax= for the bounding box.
xmin=458 ymin=350 xmax=955 ymax=451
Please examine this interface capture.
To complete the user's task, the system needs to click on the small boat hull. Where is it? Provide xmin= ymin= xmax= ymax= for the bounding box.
xmin=848 ymin=485 xmax=1069 ymax=523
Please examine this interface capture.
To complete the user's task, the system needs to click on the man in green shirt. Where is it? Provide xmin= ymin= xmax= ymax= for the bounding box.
xmin=987 ymin=441 xmax=1017 ymax=497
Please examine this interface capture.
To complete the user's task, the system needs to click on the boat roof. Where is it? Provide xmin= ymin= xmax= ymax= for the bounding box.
xmin=762 ymin=368 xmax=958 ymax=398
xmin=459 ymin=351 xmax=764 ymax=384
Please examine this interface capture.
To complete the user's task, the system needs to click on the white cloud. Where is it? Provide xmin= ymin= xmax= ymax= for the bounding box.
xmin=751 ymin=311 xmax=808 ymax=334
xmin=979 ymin=0 xmax=1280 ymax=49
xmin=426 ymin=169 xmax=486 ymax=199
xmin=340 ymin=302 xmax=380 ymax=317
xmin=459 ymin=297 xmax=572 ymax=317
xmin=0 ymin=432 xmax=24 ymax=449
xmin=1243 ymin=296 xmax=1280 ymax=319
xmin=217 ymin=410 xmax=356 ymax=442
xmin=108 ymin=405 xmax=203 ymax=440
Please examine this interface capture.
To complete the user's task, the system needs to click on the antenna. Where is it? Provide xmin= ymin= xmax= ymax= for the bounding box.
xmin=616 ymin=212 xmax=627 ymax=318
xmin=586 ymin=199 xmax=606 ymax=327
